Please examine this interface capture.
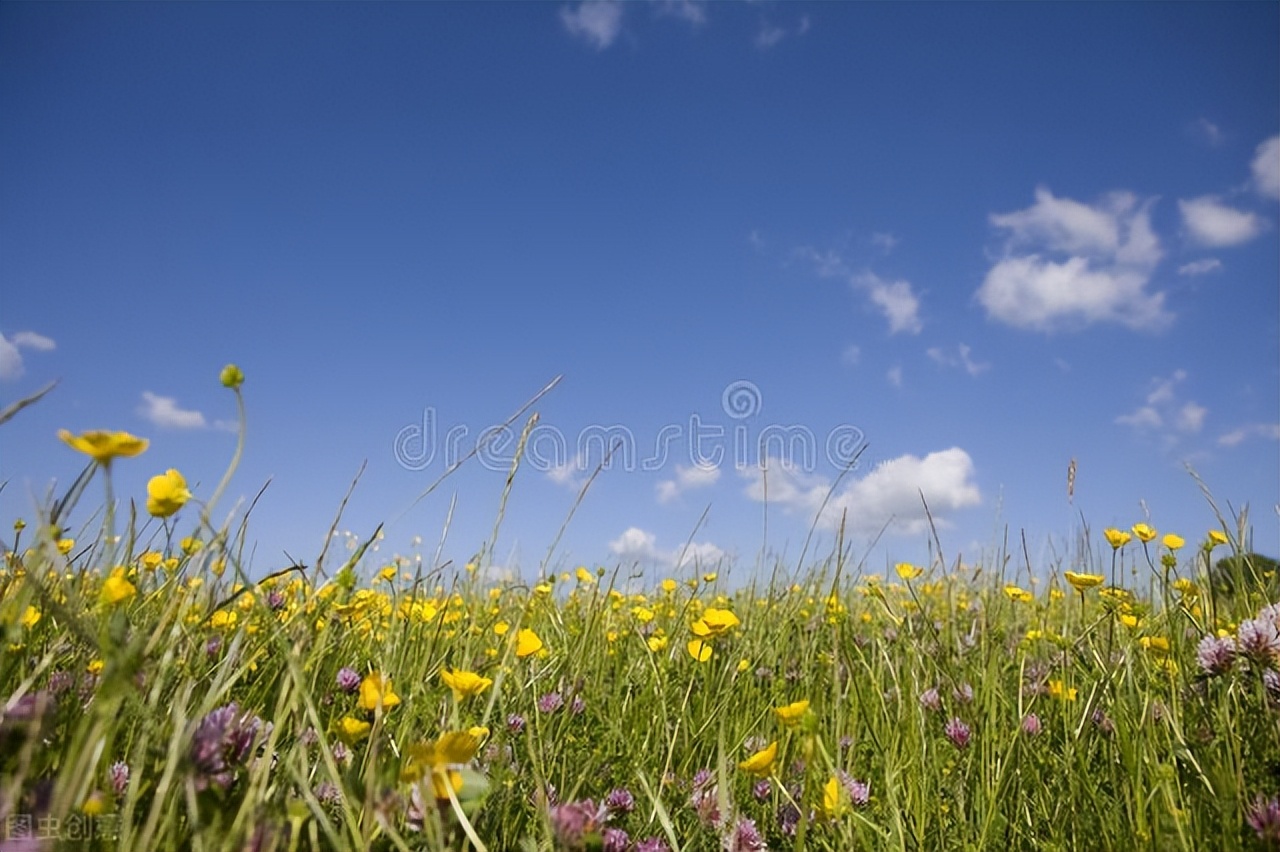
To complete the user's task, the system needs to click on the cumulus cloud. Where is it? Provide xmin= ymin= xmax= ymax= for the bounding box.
xmin=608 ymin=526 xmax=724 ymax=568
xmin=1115 ymin=370 xmax=1208 ymax=441
xmin=560 ymin=1 xmax=624 ymax=50
xmin=547 ymin=456 xmax=585 ymax=490
xmin=1194 ymin=117 xmax=1225 ymax=147
xmin=0 ymin=331 xmax=56 ymax=381
xmin=977 ymin=188 xmax=1170 ymax=332
xmin=1178 ymin=258 xmax=1222 ymax=276
xmin=1179 ymin=196 xmax=1263 ymax=247
xmin=1254 ymin=136 xmax=1280 ymax=200
xmin=138 ymin=392 xmax=208 ymax=429
xmin=654 ymin=0 xmax=706 ymax=26
xmin=926 ymin=343 xmax=989 ymax=376
xmin=858 ymin=273 xmax=923 ymax=335
xmin=1218 ymin=422 xmax=1280 ymax=447
xmin=741 ymin=448 xmax=980 ymax=536
xmin=656 ymin=463 xmax=720 ymax=504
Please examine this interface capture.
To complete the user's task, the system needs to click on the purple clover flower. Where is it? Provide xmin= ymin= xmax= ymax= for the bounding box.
xmin=604 ymin=787 xmax=635 ymax=816
xmin=538 ymin=692 xmax=564 ymax=714
xmin=944 ymin=717 xmax=971 ymax=750
xmin=919 ymin=687 xmax=942 ymax=713
xmin=336 ymin=667 xmax=361 ymax=694
xmin=189 ymin=702 xmax=270 ymax=792
xmin=1247 ymin=795 xmax=1280 ymax=843
xmin=726 ymin=817 xmax=767 ymax=851
xmin=1021 ymin=713 xmax=1042 ymax=737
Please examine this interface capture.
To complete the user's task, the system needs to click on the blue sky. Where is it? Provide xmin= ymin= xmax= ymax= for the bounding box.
xmin=2 ymin=2 xmax=1277 ymax=582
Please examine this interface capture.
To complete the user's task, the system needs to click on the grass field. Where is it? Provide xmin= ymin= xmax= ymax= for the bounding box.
xmin=2 ymin=367 xmax=1277 ymax=851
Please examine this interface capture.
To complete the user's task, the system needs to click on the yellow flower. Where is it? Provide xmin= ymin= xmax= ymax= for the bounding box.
xmin=146 ymin=469 xmax=192 ymax=518
xmin=1131 ymin=523 xmax=1157 ymax=543
xmin=1139 ymin=636 xmax=1170 ymax=656
xmin=1206 ymin=530 xmax=1229 ymax=549
xmin=1162 ymin=533 xmax=1185 ymax=551
xmin=1064 ymin=571 xmax=1104 ymax=592
xmin=359 ymin=672 xmax=401 ymax=712
xmin=337 ymin=715 xmax=371 ymax=743
xmin=738 ymin=741 xmax=778 ymax=777
xmin=100 ymin=567 xmax=137 ymax=606
xmin=402 ymin=730 xmax=482 ymax=799
xmin=647 ymin=634 xmax=669 ymax=653
xmin=220 ymin=364 xmax=245 ymax=389
xmin=20 ymin=606 xmax=41 ymax=628
xmin=515 ymin=628 xmax=544 ymax=658
xmin=86 ymin=659 xmax=105 ymax=675
xmin=1103 ymin=528 xmax=1132 ymax=549
xmin=1047 ymin=680 xmax=1077 ymax=702
xmin=440 ymin=668 xmax=492 ymax=700
xmin=774 ymin=699 xmax=810 ymax=727
xmin=56 ymin=538 xmax=75 ymax=556
xmin=181 ymin=536 xmax=203 ymax=555
xmin=140 ymin=551 xmax=164 ymax=571
xmin=209 ymin=610 xmax=238 ymax=630
xmin=820 ymin=775 xmax=846 ymax=819
xmin=687 ymin=639 xmax=713 ymax=662
xmin=81 ymin=791 xmax=107 ymax=816
xmin=895 ymin=562 xmax=923 ymax=581
xmin=690 ymin=607 xmax=740 ymax=637
xmin=493 ymin=620 xmax=510 ymax=636
xmin=1003 ymin=584 xmax=1033 ymax=603
xmin=1119 ymin=613 xmax=1141 ymax=630
xmin=576 ymin=566 xmax=595 ymax=584
xmin=737 ymin=658 xmax=751 ymax=673
xmin=58 ymin=429 xmax=149 ymax=464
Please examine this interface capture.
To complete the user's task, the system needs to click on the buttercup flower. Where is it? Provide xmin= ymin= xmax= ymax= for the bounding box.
xmin=1103 ymin=529 xmax=1132 ymax=550
xmin=691 ymin=607 xmax=740 ymax=637
xmin=59 ymin=429 xmax=149 ymax=464
xmin=220 ymin=364 xmax=245 ymax=389
xmin=1162 ymin=533 xmax=1185 ymax=551
xmin=402 ymin=730 xmax=482 ymax=800
xmin=100 ymin=567 xmax=137 ymax=606
xmin=146 ymin=469 xmax=192 ymax=517
xmin=895 ymin=562 xmax=923 ymax=580
xmin=440 ymin=668 xmax=492 ymax=700
xmin=774 ymin=699 xmax=810 ymax=727
xmin=516 ymin=627 xmax=544 ymax=658
xmin=687 ymin=639 xmax=713 ymax=662
xmin=1064 ymin=571 xmax=1104 ymax=592
xmin=1132 ymin=523 xmax=1157 ymax=543
xmin=738 ymin=741 xmax=778 ymax=777
xmin=1206 ymin=530 xmax=1229 ymax=549
xmin=358 ymin=672 xmax=401 ymax=712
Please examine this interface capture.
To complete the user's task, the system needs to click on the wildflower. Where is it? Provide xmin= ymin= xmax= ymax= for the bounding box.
xmin=570 ymin=694 xmax=586 ymax=715
xmin=516 ymin=627 xmax=544 ymax=657
xmin=1139 ymin=636 xmax=1171 ymax=656
xmin=19 ymin=606 xmax=40 ymax=628
xmin=1206 ymin=530 xmax=1229 ymax=549
xmin=190 ymin=703 xmax=270 ymax=791
xmin=1162 ymin=533 xmax=1185 ymax=551
xmin=493 ymin=620 xmax=510 ymax=636
xmin=725 ymin=817 xmax=767 ymax=851
xmin=357 ymin=672 xmax=400 ymax=712
xmin=109 ymin=760 xmax=130 ymax=796
xmin=337 ymin=716 xmax=371 ymax=743
xmin=57 ymin=537 xmax=75 ymax=555
xmin=918 ymin=687 xmax=942 ymax=713
xmin=1021 ymin=713 xmax=1042 ymax=737
xmin=1131 ymin=523 xmax=1157 ymax=543
xmin=506 ymin=713 xmax=526 ymax=734
xmin=647 ymin=634 xmax=669 ymax=653
xmin=1247 ymin=795 xmax=1280 ymax=843
xmin=773 ymin=699 xmax=810 ymax=727
xmin=691 ymin=607 xmax=740 ymax=637
xmin=1090 ymin=706 xmax=1115 ymax=736
xmin=548 ymin=799 xmax=607 ymax=849
xmin=689 ymin=773 xmax=721 ymax=828
xmin=220 ymin=364 xmax=245 ymax=389
xmin=314 ymin=780 xmax=342 ymax=806
xmin=602 ymin=827 xmax=631 ymax=852
xmin=100 ymin=567 xmax=137 ymax=606
xmin=840 ymin=772 xmax=871 ymax=807
xmin=1103 ymin=528 xmax=1132 ymax=549
xmin=752 ymin=779 xmax=772 ymax=801
xmin=635 ymin=838 xmax=672 ymax=852
xmin=81 ymin=790 xmax=107 ymax=815
xmin=1237 ymin=618 xmax=1280 ymax=665
xmin=1064 ymin=571 xmax=1104 ymax=592
xmin=1047 ymin=680 xmax=1078 ymax=702
xmin=58 ymin=429 xmax=149 ymax=464
xmin=952 ymin=682 xmax=974 ymax=705
xmin=895 ymin=562 xmax=923 ymax=580
xmin=944 ymin=717 xmax=971 ymax=749
xmin=440 ymin=668 xmax=492 ymax=700
xmin=1003 ymin=584 xmax=1033 ymax=603
xmin=738 ymin=741 xmax=778 ymax=777
xmin=336 ymin=667 xmax=361 ymax=694
xmin=538 ymin=692 xmax=564 ymax=714
xmin=146 ymin=469 xmax=192 ymax=517
xmin=604 ymin=786 xmax=636 ymax=816
xmin=687 ymin=639 xmax=713 ymax=662
xmin=402 ymin=730 xmax=482 ymax=799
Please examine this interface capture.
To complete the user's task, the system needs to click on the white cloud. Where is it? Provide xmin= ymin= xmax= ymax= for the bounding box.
xmin=841 ymin=344 xmax=861 ymax=366
xmin=609 ymin=526 xmax=724 ymax=568
xmin=138 ymin=392 xmax=208 ymax=429
xmin=547 ymin=456 xmax=585 ymax=490
xmin=1254 ymin=136 xmax=1280 ymax=200
xmin=755 ymin=13 xmax=808 ymax=49
xmin=1195 ymin=117 xmax=1225 ymax=147
xmin=741 ymin=448 xmax=981 ymax=536
xmin=656 ymin=462 xmax=721 ymax=504
xmin=560 ymin=1 xmax=624 ymax=50
xmin=654 ymin=0 xmax=706 ymax=26
xmin=855 ymin=271 xmax=923 ymax=335
xmin=11 ymin=331 xmax=55 ymax=352
xmin=1115 ymin=371 xmax=1209 ymax=443
xmin=886 ymin=366 xmax=903 ymax=388
xmin=871 ymin=232 xmax=898 ymax=253
xmin=927 ymin=343 xmax=989 ymax=376
xmin=1178 ymin=258 xmax=1222 ymax=276
xmin=1218 ymin=422 xmax=1280 ymax=447
xmin=1179 ymin=196 xmax=1263 ymax=247
xmin=978 ymin=188 xmax=1169 ymax=332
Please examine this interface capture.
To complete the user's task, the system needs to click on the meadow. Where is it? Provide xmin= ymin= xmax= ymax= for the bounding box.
xmin=2 ymin=366 xmax=1278 ymax=852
